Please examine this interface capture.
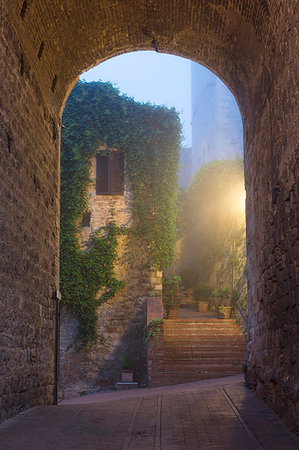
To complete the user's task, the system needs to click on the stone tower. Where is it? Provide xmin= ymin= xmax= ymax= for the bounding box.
xmin=191 ymin=63 xmax=243 ymax=174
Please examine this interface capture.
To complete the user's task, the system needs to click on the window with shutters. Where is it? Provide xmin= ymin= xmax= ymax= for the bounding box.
xmin=96 ymin=152 xmax=124 ymax=195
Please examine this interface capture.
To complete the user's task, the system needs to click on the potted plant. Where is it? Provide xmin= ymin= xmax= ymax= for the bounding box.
xmin=121 ymin=355 xmax=134 ymax=382
xmin=193 ymin=283 xmax=213 ymax=312
xmin=162 ymin=275 xmax=181 ymax=317
xmin=214 ymin=287 xmax=232 ymax=318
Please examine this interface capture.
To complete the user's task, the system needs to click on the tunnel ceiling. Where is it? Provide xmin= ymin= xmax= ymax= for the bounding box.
xmin=8 ymin=0 xmax=289 ymax=123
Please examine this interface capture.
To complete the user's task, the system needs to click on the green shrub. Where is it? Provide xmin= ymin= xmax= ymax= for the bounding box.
xmin=163 ymin=275 xmax=181 ymax=302
xmin=211 ymin=287 xmax=230 ymax=299
xmin=193 ymin=283 xmax=213 ymax=301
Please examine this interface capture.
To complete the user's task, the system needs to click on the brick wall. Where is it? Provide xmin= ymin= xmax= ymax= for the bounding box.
xmin=146 ymin=297 xmax=164 ymax=388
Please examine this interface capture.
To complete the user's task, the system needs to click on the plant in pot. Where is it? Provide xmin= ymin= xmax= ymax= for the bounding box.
xmin=193 ymin=283 xmax=213 ymax=312
xmin=162 ymin=275 xmax=181 ymax=316
xmin=121 ymin=355 xmax=134 ymax=382
xmin=213 ymin=287 xmax=232 ymax=318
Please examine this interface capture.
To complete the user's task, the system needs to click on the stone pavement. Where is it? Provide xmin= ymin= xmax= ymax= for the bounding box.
xmin=0 ymin=375 xmax=298 ymax=450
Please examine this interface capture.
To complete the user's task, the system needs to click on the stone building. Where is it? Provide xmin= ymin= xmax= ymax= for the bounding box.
xmin=60 ymin=150 xmax=162 ymax=399
xmin=191 ymin=62 xmax=243 ymax=173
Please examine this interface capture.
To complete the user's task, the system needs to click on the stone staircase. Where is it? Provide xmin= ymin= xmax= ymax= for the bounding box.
xmin=149 ymin=318 xmax=246 ymax=387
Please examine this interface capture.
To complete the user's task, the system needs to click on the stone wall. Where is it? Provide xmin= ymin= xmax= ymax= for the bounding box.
xmin=0 ymin=3 xmax=60 ymax=422
xmin=59 ymin=155 xmax=162 ymax=398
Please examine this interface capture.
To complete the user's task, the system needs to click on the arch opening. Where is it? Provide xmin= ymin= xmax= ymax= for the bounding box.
xmin=1 ymin=0 xmax=297 ymax=434
xmin=59 ymin=53 xmax=247 ymax=399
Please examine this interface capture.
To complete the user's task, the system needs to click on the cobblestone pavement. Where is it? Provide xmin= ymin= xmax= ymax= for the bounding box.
xmin=0 ymin=376 xmax=298 ymax=449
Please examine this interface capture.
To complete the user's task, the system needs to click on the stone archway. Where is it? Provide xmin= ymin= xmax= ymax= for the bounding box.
xmin=1 ymin=0 xmax=297 ymax=433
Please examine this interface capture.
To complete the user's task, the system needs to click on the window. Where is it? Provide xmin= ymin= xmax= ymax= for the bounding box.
xmin=96 ymin=152 xmax=124 ymax=195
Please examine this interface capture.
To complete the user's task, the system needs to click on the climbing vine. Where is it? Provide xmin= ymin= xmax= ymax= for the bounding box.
xmin=61 ymin=81 xmax=181 ymax=345
xmin=143 ymin=318 xmax=164 ymax=345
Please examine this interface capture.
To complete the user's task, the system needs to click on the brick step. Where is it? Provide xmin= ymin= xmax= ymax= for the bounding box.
xmin=164 ymin=326 xmax=241 ymax=331
xmin=149 ymin=317 xmax=245 ymax=388
xmin=164 ymin=348 xmax=246 ymax=354
xmin=151 ymin=371 xmax=244 ymax=380
xmin=165 ymin=319 xmax=237 ymax=324
xmin=163 ymin=355 xmax=245 ymax=362
xmin=164 ymin=334 xmax=245 ymax=339
xmin=165 ymin=322 xmax=242 ymax=326
xmin=163 ymin=344 xmax=246 ymax=350
xmin=164 ymin=336 xmax=246 ymax=347
xmin=163 ymin=356 xmax=245 ymax=362
xmin=164 ymin=352 xmax=245 ymax=358
xmin=163 ymin=337 xmax=246 ymax=344
xmin=153 ymin=371 xmax=243 ymax=380
xmin=150 ymin=374 xmax=244 ymax=387
xmin=164 ymin=326 xmax=243 ymax=330
xmin=164 ymin=328 xmax=244 ymax=333
xmin=164 ymin=333 xmax=244 ymax=338
xmin=164 ymin=345 xmax=246 ymax=350
xmin=162 ymin=362 xmax=243 ymax=370
xmin=164 ymin=327 xmax=243 ymax=336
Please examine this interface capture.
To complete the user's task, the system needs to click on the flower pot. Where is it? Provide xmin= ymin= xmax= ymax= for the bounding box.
xmin=218 ymin=306 xmax=232 ymax=319
xmin=122 ymin=370 xmax=134 ymax=382
xmin=198 ymin=301 xmax=209 ymax=312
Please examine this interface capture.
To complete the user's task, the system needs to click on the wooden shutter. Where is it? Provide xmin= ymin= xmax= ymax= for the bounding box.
xmin=96 ymin=154 xmax=109 ymax=194
xmin=96 ymin=152 xmax=124 ymax=195
xmin=110 ymin=153 xmax=124 ymax=194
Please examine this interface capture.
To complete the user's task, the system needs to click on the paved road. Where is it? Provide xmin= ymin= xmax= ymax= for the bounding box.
xmin=0 ymin=375 xmax=298 ymax=449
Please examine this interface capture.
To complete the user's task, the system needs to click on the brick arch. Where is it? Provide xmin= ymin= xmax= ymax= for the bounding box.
xmin=1 ymin=0 xmax=298 ymax=434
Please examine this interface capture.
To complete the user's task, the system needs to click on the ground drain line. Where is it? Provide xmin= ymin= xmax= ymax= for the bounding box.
xmin=154 ymin=395 xmax=162 ymax=450
xmin=122 ymin=397 xmax=142 ymax=450
xmin=220 ymin=387 xmax=263 ymax=449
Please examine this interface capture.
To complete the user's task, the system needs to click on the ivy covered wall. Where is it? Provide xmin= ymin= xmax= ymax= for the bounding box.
xmin=60 ymin=81 xmax=181 ymax=346
xmin=59 ymin=81 xmax=181 ymax=396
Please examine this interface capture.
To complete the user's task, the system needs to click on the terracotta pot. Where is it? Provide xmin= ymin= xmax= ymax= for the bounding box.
xmin=198 ymin=301 xmax=209 ymax=312
xmin=218 ymin=306 xmax=232 ymax=319
xmin=122 ymin=370 xmax=133 ymax=382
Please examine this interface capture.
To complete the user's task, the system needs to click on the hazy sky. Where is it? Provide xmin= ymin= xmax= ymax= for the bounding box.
xmin=80 ymin=51 xmax=192 ymax=147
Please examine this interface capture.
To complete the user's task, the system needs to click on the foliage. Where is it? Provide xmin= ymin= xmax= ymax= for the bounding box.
xmin=60 ymin=219 xmax=125 ymax=347
xmin=143 ymin=318 xmax=164 ymax=345
xmin=211 ymin=287 xmax=230 ymax=299
xmin=162 ymin=275 xmax=181 ymax=302
xmin=193 ymin=283 xmax=214 ymax=301
xmin=60 ymin=81 xmax=181 ymax=345
xmin=122 ymin=355 xmax=134 ymax=371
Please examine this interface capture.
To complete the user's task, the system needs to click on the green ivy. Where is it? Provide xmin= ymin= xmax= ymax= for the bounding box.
xmin=143 ymin=318 xmax=164 ymax=345
xmin=61 ymin=81 xmax=181 ymax=346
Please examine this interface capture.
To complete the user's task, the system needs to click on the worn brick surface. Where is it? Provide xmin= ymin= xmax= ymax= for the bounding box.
xmin=0 ymin=378 xmax=298 ymax=449
xmin=0 ymin=0 xmax=298 ymax=433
